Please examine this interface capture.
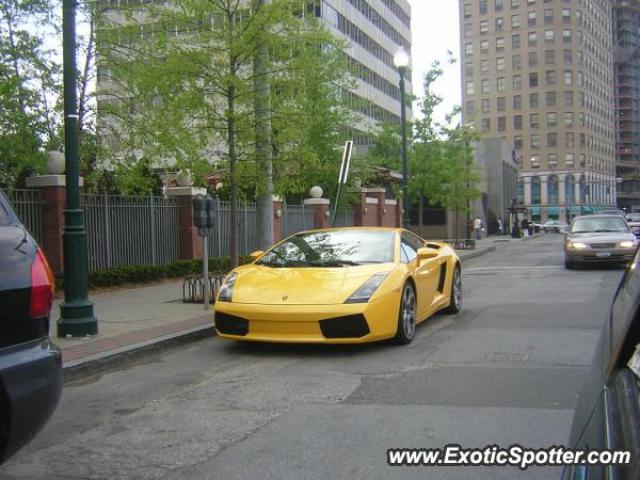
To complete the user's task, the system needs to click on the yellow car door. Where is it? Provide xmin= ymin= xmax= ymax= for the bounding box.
xmin=400 ymin=233 xmax=441 ymax=320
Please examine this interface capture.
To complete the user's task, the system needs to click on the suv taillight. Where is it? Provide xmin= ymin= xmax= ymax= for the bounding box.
xmin=30 ymin=248 xmax=54 ymax=319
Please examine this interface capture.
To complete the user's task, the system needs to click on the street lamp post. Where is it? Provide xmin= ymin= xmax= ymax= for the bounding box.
xmin=394 ymin=48 xmax=410 ymax=228
xmin=58 ymin=0 xmax=98 ymax=337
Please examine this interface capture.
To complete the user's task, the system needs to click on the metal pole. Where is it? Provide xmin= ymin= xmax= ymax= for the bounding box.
xmin=58 ymin=0 xmax=98 ymax=337
xmin=202 ymin=234 xmax=209 ymax=310
xmin=399 ymin=68 xmax=410 ymax=228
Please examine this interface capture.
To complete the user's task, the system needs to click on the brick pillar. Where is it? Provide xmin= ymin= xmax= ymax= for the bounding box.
xmin=376 ymin=190 xmax=386 ymax=226
xmin=166 ymin=187 xmax=206 ymax=260
xmin=26 ymin=175 xmax=84 ymax=276
xmin=273 ymin=196 xmax=283 ymax=242
xmin=304 ymin=197 xmax=330 ymax=229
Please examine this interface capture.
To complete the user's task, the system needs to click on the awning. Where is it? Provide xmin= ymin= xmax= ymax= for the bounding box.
xmin=580 ymin=206 xmax=596 ymax=214
xmin=528 ymin=207 xmax=541 ymax=215
xmin=567 ymin=206 xmax=581 ymax=214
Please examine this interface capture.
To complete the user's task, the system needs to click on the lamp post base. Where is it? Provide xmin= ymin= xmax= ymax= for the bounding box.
xmin=58 ymin=300 xmax=98 ymax=337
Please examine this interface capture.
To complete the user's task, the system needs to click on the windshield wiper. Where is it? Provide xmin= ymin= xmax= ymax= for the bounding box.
xmin=311 ymin=259 xmax=362 ymax=267
xmin=594 ymin=229 xmax=624 ymax=233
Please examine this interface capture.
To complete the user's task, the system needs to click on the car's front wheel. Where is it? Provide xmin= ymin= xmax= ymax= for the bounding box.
xmin=394 ymin=282 xmax=416 ymax=345
xmin=443 ymin=265 xmax=462 ymax=314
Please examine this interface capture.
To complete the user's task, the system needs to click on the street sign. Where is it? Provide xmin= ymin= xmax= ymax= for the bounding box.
xmin=332 ymin=141 xmax=354 ymax=226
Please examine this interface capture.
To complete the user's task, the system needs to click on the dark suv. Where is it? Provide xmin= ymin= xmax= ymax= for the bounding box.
xmin=0 ymin=189 xmax=62 ymax=464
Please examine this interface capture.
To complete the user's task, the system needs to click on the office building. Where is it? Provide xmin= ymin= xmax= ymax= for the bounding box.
xmin=459 ymin=0 xmax=616 ymax=223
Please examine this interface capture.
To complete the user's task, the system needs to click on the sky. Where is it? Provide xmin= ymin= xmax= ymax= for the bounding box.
xmin=407 ymin=0 xmax=461 ymax=124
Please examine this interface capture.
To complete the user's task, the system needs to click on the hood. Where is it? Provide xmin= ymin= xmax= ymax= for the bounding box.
xmin=567 ymin=232 xmax=636 ymax=243
xmin=230 ymin=263 xmax=395 ymax=305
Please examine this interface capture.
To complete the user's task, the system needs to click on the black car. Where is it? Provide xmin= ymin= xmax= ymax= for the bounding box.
xmin=0 ymin=190 xmax=62 ymax=464
xmin=562 ymin=249 xmax=640 ymax=479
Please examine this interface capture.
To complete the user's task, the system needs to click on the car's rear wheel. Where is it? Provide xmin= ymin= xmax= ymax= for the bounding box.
xmin=393 ymin=282 xmax=416 ymax=345
xmin=443 ymin=265 xmax=462 ymax=314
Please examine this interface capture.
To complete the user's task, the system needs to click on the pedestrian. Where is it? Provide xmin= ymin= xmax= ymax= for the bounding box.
xmin=521 ymin=217 xmax=529 ymax=238
xmin=497 ymin=219 xmax=503 ymax=236
xmin=474 ymin=217 xmax=482 ymax=240
xmin=528 ymin=220 xmax=533 ymax=236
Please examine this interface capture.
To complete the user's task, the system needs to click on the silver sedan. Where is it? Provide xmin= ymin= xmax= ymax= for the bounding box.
xmin=564 ymin=215 xmax=638 ymax=269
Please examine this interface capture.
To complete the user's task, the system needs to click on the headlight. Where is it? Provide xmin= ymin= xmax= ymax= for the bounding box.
xmin=345 ymin=272 xmax=389 ymax=304
xmin=217 ymin=272 xmax=238 ymax=302
xmin=619 ymin=240 xmax=637 ymax=249
xmin=567 ymin=241 xmax=588 ymax=250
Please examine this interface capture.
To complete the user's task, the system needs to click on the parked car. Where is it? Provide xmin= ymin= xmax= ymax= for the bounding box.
xmin=0 ymin=189 xmax=62 ymax=464
xmin=562 ymin=248 xmax=640 ymax=480
xmin=214 ymin=227 xmax=462 ymax=345
xmin=564 ymin=215 xmax=638 ymax=269
xmin=542 ymin=219 xmax=568 ymax=233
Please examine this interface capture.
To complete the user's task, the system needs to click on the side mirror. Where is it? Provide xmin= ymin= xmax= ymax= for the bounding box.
xmin=249 ymin=250 xmax=264 ymax=260
xmin=417 ymin=247 xmax=439 ymax=261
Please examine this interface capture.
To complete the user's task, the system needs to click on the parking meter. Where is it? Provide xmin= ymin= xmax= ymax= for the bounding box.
xmin=192 ymin=195 xmax=208 ymax=232
xmin=192 ymin=194 xmax=213 ymax=310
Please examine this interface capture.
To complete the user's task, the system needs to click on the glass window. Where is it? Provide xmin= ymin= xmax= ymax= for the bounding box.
xmin=528 ymin=51 xmax=538 ymax=66
xmin=480 ymin=0 xmax=488 ymax=14
xmin=497 ymin=77 xmax=506 ymax=92
xmin=545 ymin=70 xmax=556 ymax=85
xmin=512 ymin=54 xmax=521 ymax=69
xmin=565 ymin=132 xmax=574 ymax=147
xmin=528 ymin=31 xmax=537 ymax=46
xmin=464 ymin=3 xmax=472 ymax=17
xmin=564 ymin=90 xmax=573 ymax=106
xmin=466 ymin=81 xmax=475 ymax=94
xmin=496 ymin=17 xmax=504 ymax=31
xmin=512 ymin=14 xmax=520 ymax=28
xmin=513 ymin=115 xmax=523 ymax=129
xmin=529 ymin=92 xmax=539 ymax=107
xmin=531 ymin=156 xmax=540 ymax=169
xmin=497 ymin=96 xmax=506 ymax=111
xmin=571 ymin=216 xmax=629 ymax=234
xmin=561 ymin=8 xmax=571 ymax=23
xmin=546 ymin=91 xmax=556 ymax=106
xmin=564 ymin=112 xmax=574 ymax=127
xmin=495 ymin=0 xmax=504 ymax=11
xmin=544 ymin=29 xmax=555 ymax=44
xmin=547 ymin=132 xmax=557 ymax=147
xmin=545 ymin=49 xmax=555 ymax=64
xmin=528 ymin=11 xmax=536 ymax=26
xmin=564 ymin=70 xmax=573 ymax=86
xmin=513 ymin=74 xmax=522 ymax=88
xmin=481 ymin=39 xmax=489 ymax=53
xmin=511 ymin=0 xmax=519 ymax=8
xmin=548 ymin=154 xmax=557 ymax=167
xmin=257 ymin=230 xmax=396 ymax=267
xmin=513 ymin=95 xmax=522 ymax=110
xmin=465 ymin=42 xmax=474 ymax=55
xmin=480 ymin=20 xmax=489 ymax=34
xmin=529 ymin=72 xmax=538 ymax=87
xmin=544 ymin=8 xmax=553 ymax=24
xmin=466 ymin=100 xmax=475 ymax=116
xmin=565 ymin=153 xmax=574 ymax=166
xmin=563 ymin=49 xmax=572 ymax=64
xmin=512 ymin=34 xmax=521 ymax=48
xmin=563 ymin=29 xmax=571 ymax=44
xmin=496 ymin=57 xmax=505 ymax=71
xmin=530 ymin=113 xmax=539 ymax=128
xmin=496 ymin=37 xmax=505 ymax=51
xmin=482 ymin=118 xmax=491 ymax=131
xmin=482 ymin=79 xmax=491 ymax=93
xmin=481 ymin=59 xmax=490 ymax=73
xmin=482 ymin=98 xmax=491 ymax=113
xmin=498 ymin=116 xmax=506 ymax=131
xmin=531 ymin=134 xmax=540 ymax=149
xmin=547 ymin=112 xmax=557 ymax=126
xmin=514 ymin=134 xmax=523 ymax=148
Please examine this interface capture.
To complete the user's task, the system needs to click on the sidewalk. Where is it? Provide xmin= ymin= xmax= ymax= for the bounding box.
xmin=54 ymin=235 xmax=536 ymax=378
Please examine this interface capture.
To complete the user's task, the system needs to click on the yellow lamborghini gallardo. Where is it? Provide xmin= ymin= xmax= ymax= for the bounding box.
xmin=214 ymin=227 xmax=462 ymax=345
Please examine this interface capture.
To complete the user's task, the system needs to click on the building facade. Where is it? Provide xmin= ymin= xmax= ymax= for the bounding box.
xmin=459 ymin=0 xmax=617 ymax=223
xmin=612 ymin=0 xmax=640 ymax=211
xmin=96 ymin=0 xmax=412 ymax=158
xmin=319 ymin=0 xmax=413 ymax=149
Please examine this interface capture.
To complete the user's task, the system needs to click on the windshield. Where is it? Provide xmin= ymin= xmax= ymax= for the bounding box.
xmin=256 ymin=230 xmax=396 ymax=268
xmin=571 ymin=217 xmax=629 ymax=234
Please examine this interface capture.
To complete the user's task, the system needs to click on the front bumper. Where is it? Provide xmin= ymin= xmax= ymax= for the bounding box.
xmin=565 ymin=248 xmax=636 ymax=264
xmin=0 ymin=338 xmax=62 ymax=463
xmin=213 ymin=291 xmax=400 ymax=344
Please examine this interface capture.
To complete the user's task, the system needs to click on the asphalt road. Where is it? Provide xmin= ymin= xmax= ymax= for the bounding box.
xmin=1 ymin=235 xmax=625 ymax=480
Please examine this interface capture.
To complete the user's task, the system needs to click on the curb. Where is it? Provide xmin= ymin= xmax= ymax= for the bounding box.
xmin=522 ymin=233 xmax=544 ymax=241
xmin=63 ymin=324 xmax=215 ymax=384
xmin=459 ymin=245 xmax=496 ymax=262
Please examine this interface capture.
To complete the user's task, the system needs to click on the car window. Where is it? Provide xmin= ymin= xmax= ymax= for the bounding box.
xmin=256 ymin=230 xmax=395 ymax=267
xmin=402 ymin=232 xmax=425 ymax=251
xmin=400 ymin=241 xmax=417 ymax=263
xmin=571 ymin=217 xmax=629 ymax=234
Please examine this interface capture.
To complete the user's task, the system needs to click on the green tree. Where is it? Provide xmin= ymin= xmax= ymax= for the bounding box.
xmin=0 ymin=0 xmax=62 ymax=188
xmin=98 ymin=0 xmax=354 ymax=263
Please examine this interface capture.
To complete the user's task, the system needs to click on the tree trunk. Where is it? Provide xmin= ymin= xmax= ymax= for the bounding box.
xmin=254 ymin=0 xmax=274 ymax=250
xmin=454 ymin=208 xmax=459 ymax=244
xmin=418 ymin=194 xmax=424 ymax=230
